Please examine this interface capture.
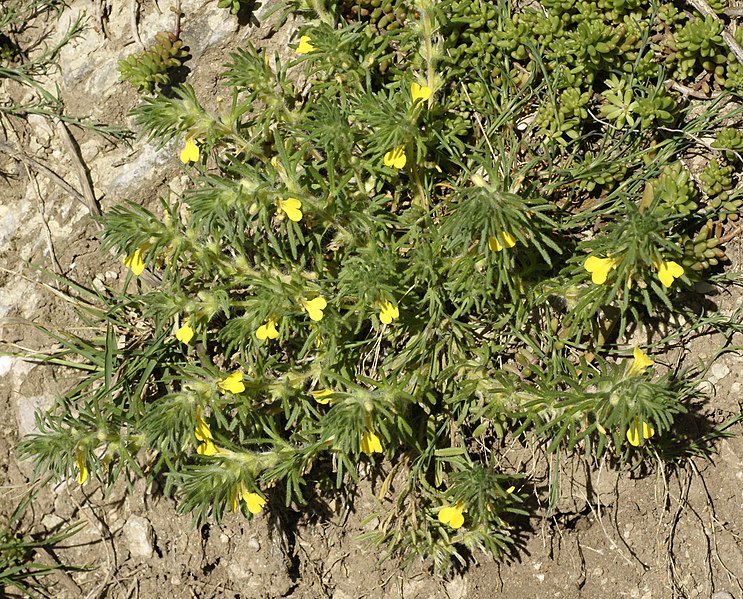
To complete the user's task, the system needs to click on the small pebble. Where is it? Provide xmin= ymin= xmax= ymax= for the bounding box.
xmin=709 ymin=363 xmax=730 ymax=383
xmin=41 ymin=513 xmax=64 ymax=529
xmin=247 ymin=536 xmax=261 ymax=551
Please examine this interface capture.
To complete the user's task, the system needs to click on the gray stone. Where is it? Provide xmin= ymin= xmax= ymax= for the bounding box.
xmin=445 ymin=574 xmax=468 ymax=599
xmin=711 ymin=592 xmax=734 ymax=599
xmin=105 ymin=142 xmax=174 ymax=191
xmin=41 ymin=513 xmax=65 ymax=529
xmin=123 ymin=515 xmax=154 ymax=560
xmin=15 ymin=394 xmax=55 ymax=436
xmin=186 ymin=7 xmax=239 ymax=58
xmin=0 ymin=204 xmax=18 ymax=249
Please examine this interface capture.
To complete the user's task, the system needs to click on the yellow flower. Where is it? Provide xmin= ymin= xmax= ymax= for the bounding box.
xmin=195 ymin=410 xmax=212 ymax=442
xmin=302 ymin=296 xmax=327 ymax=321
xmin=295 ymin=35 xmax=316 ymax=55
xmin=123 ymin=246 xmax=146 ymax=276
xmin=656 ymin=260 xmax=684 ymax=288
xmin=75 ymin=448 xmax=88 ymax=485
xmin=626 ymin=417 xmax=655 ymax=447
xmin=217 ymin=370 xmax=245 ymax=394
xmin=231 ymin=482 xmax=267 ymax=514
xmin=626 ymin=345 xmax=654 ymax=377
xmin=438 ymin=502 xmax=465 ymax=529
xmin=584 ymin=255 xmax=620 ymax=285
xmin=360 ymin=430 xmax=383 ymax=454
xmin=176 ymin=322 xmax=194 ymax=344
xmin=180 ymin=137 xmax=200 ymax=164
xmin=256 ymin=318 xmax=279 ymax=340
xmin=311 ymin=389 xmax=334 ymax=404
xmin=245 ymin=492 xmax=267 ymax=514
xmin=411 ymin=82 xmax=432 ymax=104
xmin=197 ymin=438 xmax=219 ymax=456
xmin=277 ymin=197 xmax=303 ymax=222
xmin=379 ymin=301 xmax=399 ymax=325
xmin=384 ymin=146 xmax=406 ymax=169
xmin=488 ymin=232 xmax=517 ymax=252
xmin=195 ymin=409 xmax=219 ymax=455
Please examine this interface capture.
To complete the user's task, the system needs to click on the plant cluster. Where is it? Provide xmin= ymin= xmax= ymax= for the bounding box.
xmin=18 ymin=0 xmax=743 ymax=573
xmin=118 ymin=31 xmax=190 ymax=93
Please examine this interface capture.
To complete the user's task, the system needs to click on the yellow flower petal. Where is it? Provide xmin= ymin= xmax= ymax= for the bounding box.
xmin=123 ymin=246 xmax=146 ymax=276
xmin=75 ymin=449 xmax=88 ymax=485
xmin=488 ymin=232 xmax=517 ymax=252
xmin=411 ymin=82 xmax=432 ymax=104
xmin=584 ymin=255 xmax=619 ymax=285
xmin=379 ymin=301 xmax=399 ymax=325
xmin=295 ymin=35 xmax=316 ymax=55
xmin=626 ymin=345 xmax=654 ymax=377
xmin=232 ymin=482 xmax=266 ymax=513
xmin=180 ymin=137 xmax=200 ymax=164
xmin=656 ymin=260 xmax=684 ymax=288
xmin=231 ymin=485 xmax=241 ymax=512
xmin=256 ymin=319 xmax=279 ymax=340
xmin=244 ymin=492 xmax=267 ymax=514
xmin=626 ymin=426 xmax=639 ymax=447
xmin=438 ymin=504 xmax=464 ymax=529
xmin=176 ymin=323 xmax=194 ymax=344
xmin=197 ymin=439 xmax=219 ymax=455
xmin=634 ymin=345 xmax=654 ymax=369
xmin=383 ymin=146 xmax=406 ymax=169
xmin=311 ymin=389 xmax=334 ymax=404
xmin=626 ymin=418 xmax=655 ymax=447
xmin=360 ymin=430 xmax=383 ymax=454
xmin=195 ymin=410 xmax=213 ymax=442
xmin=302 ymin=296 xmax=327 ymax=321
xmin=278 ymin=197 xmax=303 ymax=222
xmin=217 ymin=371 xmax=245 ymax=394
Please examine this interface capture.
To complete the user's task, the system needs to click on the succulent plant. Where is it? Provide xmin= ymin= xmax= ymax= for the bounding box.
xmin=118 ymin=31 xmax=190 ymax=94
xmin=338 ymin=0 xmax=411 ymax=32
xmin=671 ymin=15 xmax=725 ymax=82
xmin=712 ymin=128 xmax=743 ymax=161
xmin=600 ymin=75 xmax=638 ymax=128
xmin=632 ymin=86 xmax=676 ymax=128
xmin=700 ymin=158 xmax=733 ymax=198
xmin=217 ymin=0 xmax=253 ymax=14
xmin=682 ymin=220 xmax=728 ymax=272
xmin=655 ymin=162 xmax=698 ymax=216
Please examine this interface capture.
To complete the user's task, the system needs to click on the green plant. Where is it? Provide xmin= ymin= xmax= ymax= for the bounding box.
xmin=681 ymin=220 xmax=728 ymax=274
xmin=17 ymin=0 xmax=743 ymax=575
xmin=118 ymin=31 xmax=190 ymax=93
xmin=217 ymin=0 xmax=254 ymax=14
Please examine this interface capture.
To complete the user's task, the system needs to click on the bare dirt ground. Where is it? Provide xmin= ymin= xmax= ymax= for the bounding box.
xmin=1 ymin=1 xmax=743 ymax=597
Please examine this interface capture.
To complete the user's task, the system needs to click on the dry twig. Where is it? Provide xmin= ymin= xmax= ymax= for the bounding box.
xmin=56 ymin=121 xmax=102 ymax=220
